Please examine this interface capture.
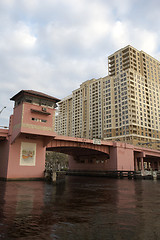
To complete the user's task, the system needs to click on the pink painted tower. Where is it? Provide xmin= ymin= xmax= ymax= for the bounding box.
xmin=0 ymin=90 xmax=60 ymax=180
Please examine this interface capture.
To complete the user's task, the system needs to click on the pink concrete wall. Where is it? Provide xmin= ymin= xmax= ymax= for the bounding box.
xmin=22 ymin=103 xmax=55 ymax=128
xmin=0 ymin=140 xmax=9 ymax=178
xmin=107 ymin=146 xmax=118 ymax=170
xmin=68 ymin=151 xmax=118 ymax=171
xmin=68 ymin=143 xmax=135 ymax=172
xmin=13 ymin=104 xmax=23 ymax=126
xmin=116 ymin=144 xmax=134 ymax=171
xmin=19 ymin=103 xmax=57 ymax=138
xmin=21 ymin=126 xmax=56 ymax=137
xmin=11 ymin=104 xmax=23 ymax=142
xmin=7 ymin=136 xmax=46 ymax=179
xmin=11 ymin=102 xmax=56 ymax=143
xmin=68 ymin=155 xmax=110 ymax=171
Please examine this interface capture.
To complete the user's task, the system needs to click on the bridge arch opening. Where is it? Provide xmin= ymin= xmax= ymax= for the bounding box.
xmin=46 ymin=146 xmax=110 ymax=172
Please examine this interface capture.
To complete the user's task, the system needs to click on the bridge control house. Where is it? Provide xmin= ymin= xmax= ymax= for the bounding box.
xmin=0 ymin=90 xmax=60 ymax=180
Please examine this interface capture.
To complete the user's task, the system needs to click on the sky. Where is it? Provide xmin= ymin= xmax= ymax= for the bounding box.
xmin=0 ymin=0 xmax=160 ymax=126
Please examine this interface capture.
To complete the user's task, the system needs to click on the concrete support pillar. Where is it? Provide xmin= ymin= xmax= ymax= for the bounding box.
xmin=147 ymin=161 xmax=150 ymax=170
xmin=150 ymin=161 xmax=153 ymax=170
xmin=52 ymin=171 xmax=57 ymax=183
xmin=158 ymin=161 xmax=160 ymax=170
xmin=134 ymin=157 xmax=138 ymax=171
xmin=140 ymin=157 xmax=144 ymax=171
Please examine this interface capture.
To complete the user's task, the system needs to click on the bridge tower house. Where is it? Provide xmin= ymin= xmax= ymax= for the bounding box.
xmin=0 ymin=90 xmax=60 ymax=180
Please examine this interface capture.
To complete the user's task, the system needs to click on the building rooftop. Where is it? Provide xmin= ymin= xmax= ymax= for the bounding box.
xmin=10 ymin=90 xmax=61 ymax=102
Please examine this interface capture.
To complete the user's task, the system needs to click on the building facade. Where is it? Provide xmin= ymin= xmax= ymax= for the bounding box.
xmin=55 ymin=45 xmax=160 ymax=149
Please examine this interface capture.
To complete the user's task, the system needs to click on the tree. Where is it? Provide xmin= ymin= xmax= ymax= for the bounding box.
xmin=45 ymin=151 xmax=68 ymax=171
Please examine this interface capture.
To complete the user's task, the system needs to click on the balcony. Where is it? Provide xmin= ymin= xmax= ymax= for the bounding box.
xmin=109 ymin=59 xmax=115 ymax=65
xmin=123 ymin=57 xmax=130 ymax=63
xmin=109 ymin=64 xmax=115 ymax=70
xmin=123 ymin=65 xmax=130 ymax=70
xmin=108 ymin=55 xmax=115 ymax=61
xmin=122 ymin=48 xmax=129 ymax=54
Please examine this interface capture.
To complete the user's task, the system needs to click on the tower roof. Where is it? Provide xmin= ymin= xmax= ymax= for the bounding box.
xmin=10 ymin=90 xmax=60 ymax=102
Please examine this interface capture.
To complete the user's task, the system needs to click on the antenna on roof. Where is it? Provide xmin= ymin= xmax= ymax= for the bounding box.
xmin=0 ymin=106 xmax=6 ymax=114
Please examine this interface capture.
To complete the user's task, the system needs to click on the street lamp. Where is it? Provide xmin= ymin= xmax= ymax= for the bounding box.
xmin=0 ymin=106 xmax=6 ymax=114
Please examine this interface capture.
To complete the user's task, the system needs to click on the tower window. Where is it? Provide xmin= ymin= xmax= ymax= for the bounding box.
xmin=32 ymin=118 xmax=47 ymax=123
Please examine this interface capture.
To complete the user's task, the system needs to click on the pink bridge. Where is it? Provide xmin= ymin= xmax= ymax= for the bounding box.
xmin=0 ymin=90 xmax=160 ymax=180
xmin=47 ymin=135 xmax=160 ymax=173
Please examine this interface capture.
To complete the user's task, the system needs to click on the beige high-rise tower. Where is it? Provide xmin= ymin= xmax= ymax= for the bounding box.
xmin=55 ymin=45 xmax=160 ymax=149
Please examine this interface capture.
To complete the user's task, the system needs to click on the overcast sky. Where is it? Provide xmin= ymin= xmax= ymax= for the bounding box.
xmin=0 ymin=0 xmax=160 ymax=126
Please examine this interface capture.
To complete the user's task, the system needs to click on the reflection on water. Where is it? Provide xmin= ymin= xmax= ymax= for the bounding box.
xmin=0 ymin=177 xmax=160 ymax=239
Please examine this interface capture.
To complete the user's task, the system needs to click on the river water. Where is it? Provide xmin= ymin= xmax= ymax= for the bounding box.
xmin=0 ymin=176 xmax=160 ymax=240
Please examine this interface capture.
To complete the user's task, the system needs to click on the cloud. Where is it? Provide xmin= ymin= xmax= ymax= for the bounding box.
xmin=109 ymin=20 xmax=159 ymax=55
xmin=0 ymin=0 xmax=160 ymax=125
xmin=0 ymin=22 xmax=36 ymax=54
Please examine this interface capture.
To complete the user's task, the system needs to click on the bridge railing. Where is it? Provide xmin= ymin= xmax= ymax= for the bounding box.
xmin=0 ymin=126 xmax=9 ymax=129
xmin=0 ymin=127 xmax=9 ymax=139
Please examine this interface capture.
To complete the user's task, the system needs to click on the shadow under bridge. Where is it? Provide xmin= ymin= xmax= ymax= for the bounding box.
xmin=46 ymin=137 xmax=110 ymax=160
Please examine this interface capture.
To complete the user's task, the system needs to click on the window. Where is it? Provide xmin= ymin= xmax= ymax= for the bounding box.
xmin=32 ymin=118 xmax=47 ymax=123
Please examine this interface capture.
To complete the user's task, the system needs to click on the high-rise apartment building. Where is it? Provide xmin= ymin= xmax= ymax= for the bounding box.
xmin=55 ymin=45 xmax=160 ymax=149
xmin=56 ymin=78 xmax=103 ymax=139
xmin=55 ymin=94 xmax=72 ymax=136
